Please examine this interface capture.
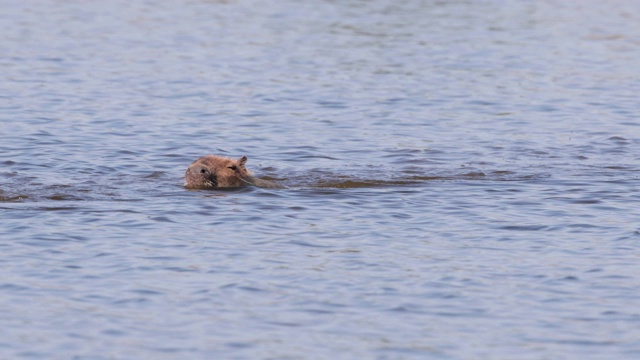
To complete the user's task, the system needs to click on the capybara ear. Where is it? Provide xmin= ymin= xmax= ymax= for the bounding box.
xmin=238 ymin=156 xmax=248 ymax=167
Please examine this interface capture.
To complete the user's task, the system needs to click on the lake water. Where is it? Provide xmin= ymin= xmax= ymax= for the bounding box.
xmin=2 ymin=0 xmax=640 ymax=358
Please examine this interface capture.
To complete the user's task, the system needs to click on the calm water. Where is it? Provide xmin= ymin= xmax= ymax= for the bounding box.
xmin=2 ymin=0 xmax=640 ymax=358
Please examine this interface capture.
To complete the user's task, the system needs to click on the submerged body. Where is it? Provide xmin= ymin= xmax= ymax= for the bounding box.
xmin=184 ymin=155 xmax=281 ymax=189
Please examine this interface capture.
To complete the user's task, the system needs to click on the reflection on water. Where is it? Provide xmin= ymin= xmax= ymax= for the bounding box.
xmin=2 ymin=0 xmax=640 ymax=358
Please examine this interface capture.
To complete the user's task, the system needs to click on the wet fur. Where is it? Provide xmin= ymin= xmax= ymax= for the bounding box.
xmin=184 ymin=155 xmax=281 ymax=189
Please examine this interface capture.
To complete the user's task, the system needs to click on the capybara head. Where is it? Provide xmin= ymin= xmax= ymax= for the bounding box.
xmin=185 ymin=155 xmax=253 ymax=189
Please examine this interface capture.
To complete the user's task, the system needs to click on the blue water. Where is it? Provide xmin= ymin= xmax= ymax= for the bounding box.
xmin=2 ymin=0 xmax=640 ymax=358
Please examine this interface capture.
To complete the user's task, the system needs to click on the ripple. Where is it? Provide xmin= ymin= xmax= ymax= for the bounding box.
xmin=2 ymin=1 xmax=640 ymax=359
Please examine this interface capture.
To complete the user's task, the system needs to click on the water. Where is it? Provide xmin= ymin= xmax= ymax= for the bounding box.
xmin=2 ymin=0 xmax=640 ymax=358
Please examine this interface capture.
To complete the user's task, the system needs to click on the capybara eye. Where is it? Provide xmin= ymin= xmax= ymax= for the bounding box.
xmin=200 ymin=168 xmax=207 ymax=174
xmin=229 ymin=165 xmax=238 ymax=171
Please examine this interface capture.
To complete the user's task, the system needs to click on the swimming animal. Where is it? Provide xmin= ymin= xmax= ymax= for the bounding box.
xmin=184 ymin=155 xmax=281 ymax=189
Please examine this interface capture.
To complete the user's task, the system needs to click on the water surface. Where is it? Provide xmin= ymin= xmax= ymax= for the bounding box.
xmin=2 ymin=0 xmax=640 ymax=358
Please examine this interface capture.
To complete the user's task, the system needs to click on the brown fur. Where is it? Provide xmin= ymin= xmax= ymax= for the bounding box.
xmin=185 ymin=155 xmax=254 ymax=189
